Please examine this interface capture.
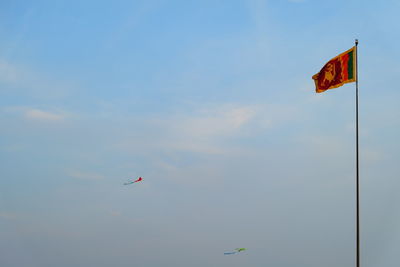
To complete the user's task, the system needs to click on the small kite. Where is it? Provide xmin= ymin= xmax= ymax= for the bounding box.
xmin=123 ymin=177 xmax=143 ymax=185
xmin=224 ymin=248 xmax=246 ymax=255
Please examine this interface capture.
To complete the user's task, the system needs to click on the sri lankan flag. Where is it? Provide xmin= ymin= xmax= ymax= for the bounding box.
xmin=312 ymin=47 xmax=356 ymax=93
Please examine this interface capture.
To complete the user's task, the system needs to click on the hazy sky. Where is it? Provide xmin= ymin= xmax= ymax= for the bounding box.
xmin=1 ymin=1 xmax=400 ymax=266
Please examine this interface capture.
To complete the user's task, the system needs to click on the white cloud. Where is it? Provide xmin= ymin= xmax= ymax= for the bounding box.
xmin=0 ymin=58 xmax=75 ymax=100
xmin=24 ymin=108 xmax=64 ymax=121
xmin=2 ymin=106 xmax=66 ymax=122
xmin=111 ymin=103 xmax=299 ymax=157
xmin=0 ymin=60 xmax=18 ymax=83
xmin=180 ymin=105 xmax=257 ymax=139
xmin=155 ymin=104 xmax=263 ymax=155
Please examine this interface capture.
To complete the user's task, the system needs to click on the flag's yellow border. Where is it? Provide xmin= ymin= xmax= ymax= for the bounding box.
xmin=314 ymin=46 xmax=357 ymax=93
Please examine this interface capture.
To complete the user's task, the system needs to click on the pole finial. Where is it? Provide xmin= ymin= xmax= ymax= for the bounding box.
xmin=355 ymin=39 xmax=359 ymax=46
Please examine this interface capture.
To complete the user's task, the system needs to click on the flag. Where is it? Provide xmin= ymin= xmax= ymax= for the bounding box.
xmin=312 ymin=46 xmax=356 ymax=93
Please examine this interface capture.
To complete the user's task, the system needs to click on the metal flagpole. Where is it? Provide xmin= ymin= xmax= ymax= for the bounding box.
xmin=355 ymin=39 xmax=360 ymax=267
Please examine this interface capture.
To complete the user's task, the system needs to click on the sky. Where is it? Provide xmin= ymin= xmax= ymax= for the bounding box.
xmin=1 ymin=0 xmax=400 ymax=266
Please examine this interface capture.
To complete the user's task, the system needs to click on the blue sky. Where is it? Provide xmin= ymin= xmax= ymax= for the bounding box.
xmin=1 ymin=0 xmax=400 ymax=266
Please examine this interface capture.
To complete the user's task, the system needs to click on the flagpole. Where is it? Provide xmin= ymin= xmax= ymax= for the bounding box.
xmin=355 ymin=38 xmax=360 ymax=267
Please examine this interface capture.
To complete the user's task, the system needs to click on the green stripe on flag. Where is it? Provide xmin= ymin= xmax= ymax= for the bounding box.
xmin=348 ymin=51 xmax=354 ymax=79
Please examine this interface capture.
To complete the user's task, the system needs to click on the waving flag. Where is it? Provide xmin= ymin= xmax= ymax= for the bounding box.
xmin=312 ymin=46 xmax=356 ymax=93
